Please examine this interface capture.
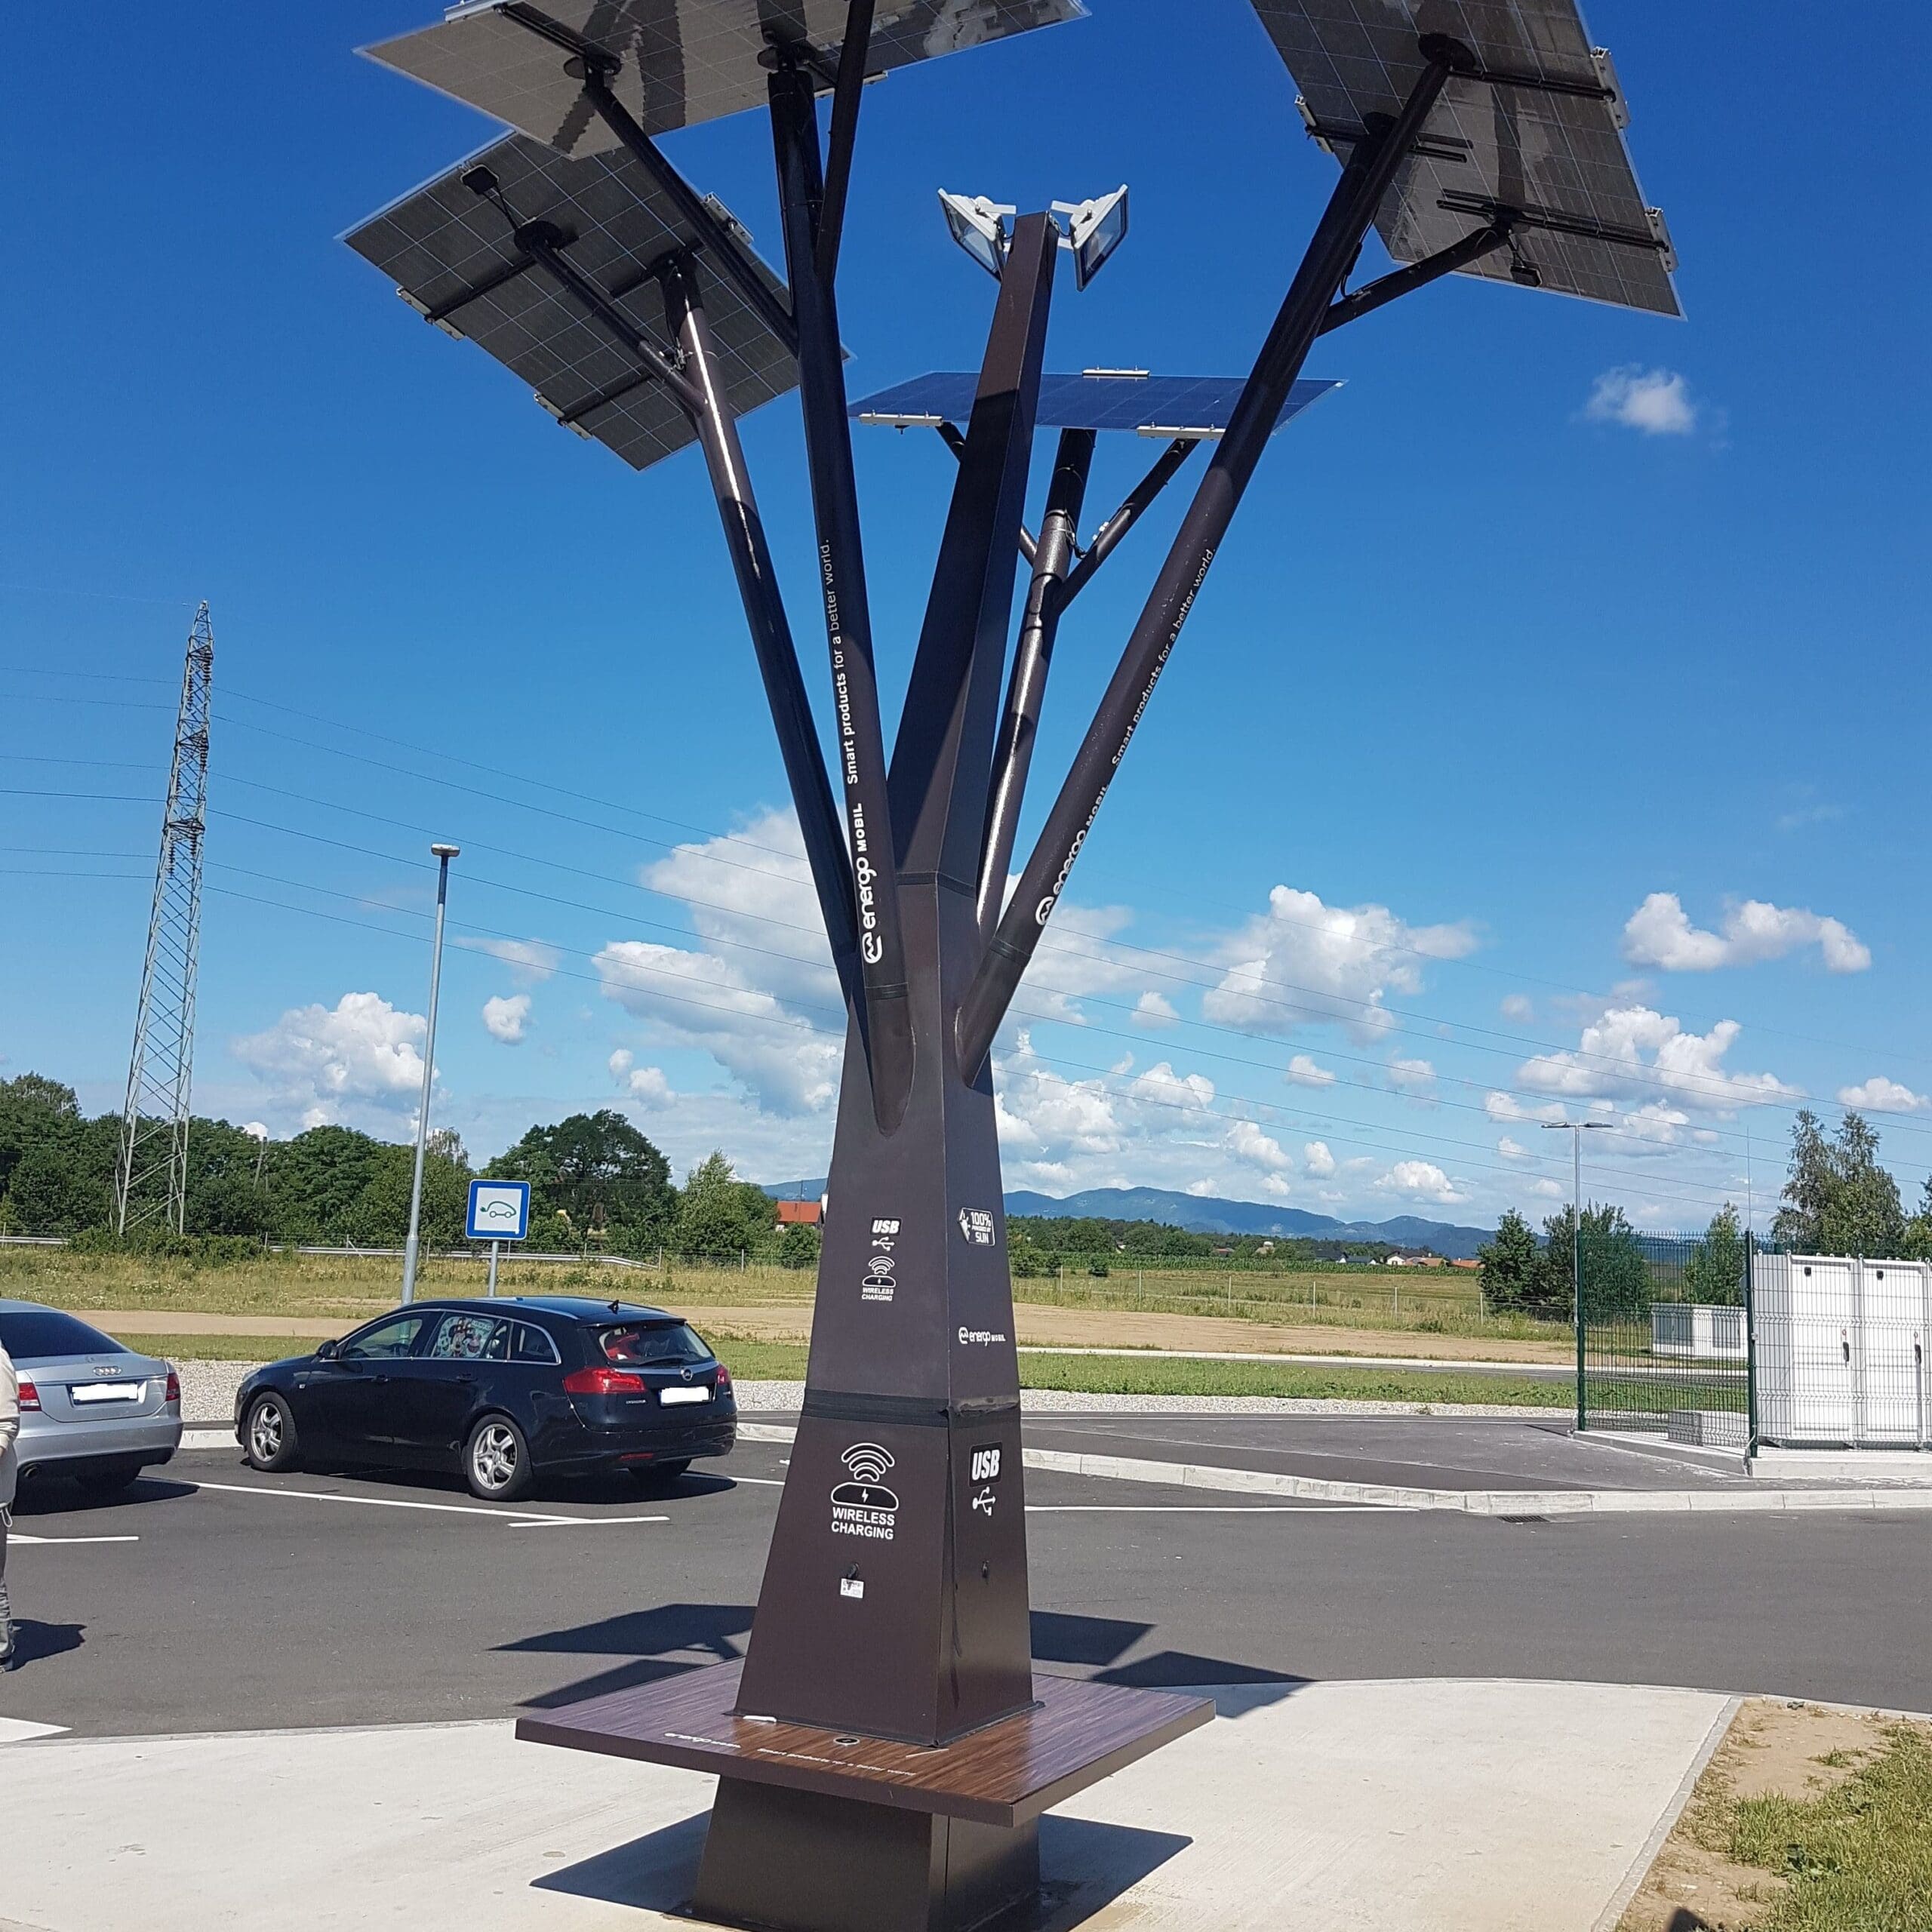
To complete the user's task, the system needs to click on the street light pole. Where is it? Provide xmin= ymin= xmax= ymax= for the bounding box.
xmin=1542 ymin=1118 xmax=1607 ymax=1434
xmin=401 ymin=842 xmax=460 ymax=1306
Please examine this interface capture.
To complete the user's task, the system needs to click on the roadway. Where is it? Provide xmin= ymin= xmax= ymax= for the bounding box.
xmin=2 ymin=1422 xmax=1927 ymax=1743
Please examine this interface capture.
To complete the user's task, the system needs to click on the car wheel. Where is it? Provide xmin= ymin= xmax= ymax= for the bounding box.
xmin=244 ymin=1392 xmax=301 ymax=1472
xmin=465 ymin=1415 xmax=534 ymax=1502
xmin=75 ymin=1461 xmax=142 ymax=1499
xmin=629 ymin=1459 xmax=691 ymax=1487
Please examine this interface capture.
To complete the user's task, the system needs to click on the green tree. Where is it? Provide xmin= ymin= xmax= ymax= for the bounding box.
xmin=1477 ymin=1208 xmax=1541 ymax=1312
xmin=673 ymin=1151 xmax=771 ymax=1258
xmin=1682 ymin=1203 xmax=1747 ymax=1306
xmin=1537 ymin=1202 xmax=1648 ymax=1318
xmin=491 ymin=1110 xmax=672 ymax=1251
xmin=1903 ymin=1178 xmax=1932 ymax=1262
xmin=1773 ymin=1109 xmax=1908 ymax=1256
xmin=778 ymin=1221 xmax=821 ymax=1269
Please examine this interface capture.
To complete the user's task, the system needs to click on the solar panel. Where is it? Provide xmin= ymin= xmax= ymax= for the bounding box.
xmin=850 ymin=371 xmax=1340 ymax=438
xmin=1248 ymin=0 xmax=1680 ymax=316
xmin=344 ymin=131 xmax=796 ymax=472
xmin=364 ymin=0 xmax=1087 ymax=155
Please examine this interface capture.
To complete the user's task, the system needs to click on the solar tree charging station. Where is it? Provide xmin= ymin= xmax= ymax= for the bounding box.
xmin=348 ymin=3 xmax=1676 ymax=1925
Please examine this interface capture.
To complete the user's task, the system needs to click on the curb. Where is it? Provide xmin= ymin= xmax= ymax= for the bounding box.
xmin=738 ymin=1423 xmax=1932 ymax=1515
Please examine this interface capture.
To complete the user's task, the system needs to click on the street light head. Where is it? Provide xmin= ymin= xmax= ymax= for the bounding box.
xmin=938 ymin=191 xmax=1014 ymax=280
xmin=431 ymin=842 xmax=460 ymax=860
xmin=1051 ymin=185 xmax=1129 ymax=289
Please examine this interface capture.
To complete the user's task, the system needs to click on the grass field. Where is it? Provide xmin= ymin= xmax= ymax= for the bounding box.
xmin=1621 ymin=1700 xmax=1932 ymax=1932
xmin=104 ymin=1326 xmax=1564 ymax=1407
xmin=2 ymin=1244 xmax=1558 ymax=1345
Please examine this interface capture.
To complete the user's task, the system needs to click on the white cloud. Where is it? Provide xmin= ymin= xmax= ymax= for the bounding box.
xmin=609 ymin=1050 xmax=676 ymax=1107
xmin=1586 ymin=365 xmax=1697 ymax=435
xmin=242 ymin=1121 xmax=268 ymax=1140
xmin=1527 ymin=1177 xmax=1564 ymax=1200
xmin=1376 ymin=1160 xmax=1469 ymax=1206
xmin=1497 ymin=1136 xmax=1529 ymax=1160
xmin=1500 ymin=993 xmax=1534 ymax=1022
xmin=594 ymin=939 xmax=841 ymax=1115
xmin=457 ymin=937 xmax=561 ymax=985
xmin=1201 ymin=885 xmax=1476 ymax=1044
xmin=1303 ymin=1140 xmax=1336 ymax=1177
xmin=1485 ymin=1090 xmax=1572 ymax=1126
xmin=1284 ymin=1053 xmax=1336 ymax=1088
xmin=1622 ymin=892 xmax=1869 ymax=974
xmin=232 ymin=992 xmax=426 ymax=1132
xmin=481 ymin=993 xmax=531 ymax=1044
xmin=1838 ymin=1075 xmax=1930 ymax=1115
xmin=1388 ymin=1056 xmax=1436 ymax=1094
xmin=1515 ymin=1005 xmax=1798 ymax=1115
xmin=1225 ymin=1118 xmax=1293 ymax=1174
xmin=1132 ymin=991 xmax=1177 ymax=1029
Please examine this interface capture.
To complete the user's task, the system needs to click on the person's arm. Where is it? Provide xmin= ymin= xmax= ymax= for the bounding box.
xmin=0 ymin=1348 xmax=17 ymax=1451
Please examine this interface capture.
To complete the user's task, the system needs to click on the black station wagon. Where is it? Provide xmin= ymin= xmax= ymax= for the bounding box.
xmin=232 ymin=1297 xmax=736 ymax=1500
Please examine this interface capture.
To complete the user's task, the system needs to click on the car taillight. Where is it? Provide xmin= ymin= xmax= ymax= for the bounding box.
xmin=165 ymin=1369 xmax=181 ymax=1405
xmin=562 ymin=1367 xmax=648 ymax=1396
xmin=714 ymin=1364 xmax=732 ymax=1392
xmin=17 ymin=1377 xmax=40 ymax=1411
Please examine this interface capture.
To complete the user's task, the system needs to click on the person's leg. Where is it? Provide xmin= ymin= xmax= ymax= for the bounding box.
xmin=0 ymin=1506 xmax=12 ymax=1661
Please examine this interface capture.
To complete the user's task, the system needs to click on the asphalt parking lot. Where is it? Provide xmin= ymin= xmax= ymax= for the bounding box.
xmin=2 ymin=1420 xmax=1927 ymax=1743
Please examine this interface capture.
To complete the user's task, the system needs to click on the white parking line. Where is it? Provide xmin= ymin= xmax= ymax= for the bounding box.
xmin=504 ymin=1515 xmax=670 ymax=1529
xmin=180 ymin=1477 xmax=654 ymax=1529
xmin=1026 ymin=1504 xmax=1411 ymax=1515
xmin=8 ymin=1532 xmax=141 ymax=1545
xmin=0 ymin=1718 xmax=70 ymax=1744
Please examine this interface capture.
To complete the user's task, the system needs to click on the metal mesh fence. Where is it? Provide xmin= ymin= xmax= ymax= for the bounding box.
xmin=1577 ymin=1229 xmax=1751 ymax=1449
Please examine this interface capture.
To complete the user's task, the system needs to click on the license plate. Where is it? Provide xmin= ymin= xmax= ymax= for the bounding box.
xmin=71 ymin=1381 xmax=144 ymax=1404
xmin=657 ymin=1386 xmax=711 ymax=1406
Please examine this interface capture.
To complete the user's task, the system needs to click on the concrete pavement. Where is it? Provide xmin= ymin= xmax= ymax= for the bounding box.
xmin=0 ymin=1677 xmax=1734 ymax=1932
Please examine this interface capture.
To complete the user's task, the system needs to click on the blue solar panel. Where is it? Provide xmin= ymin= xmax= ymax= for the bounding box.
xmin=849 ymin=371 xmax=1340 ymax=436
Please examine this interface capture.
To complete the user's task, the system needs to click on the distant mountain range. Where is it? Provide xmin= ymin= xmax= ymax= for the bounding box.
xmin=762 ymin=1180 xmax=1494 ymax=1260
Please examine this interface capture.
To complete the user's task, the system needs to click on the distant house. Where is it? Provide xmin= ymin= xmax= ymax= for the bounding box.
xmin=1256 ymin=1240 xmax=1275 ymax=1256
xmin=1447 ymin=1257 xmax=1480 ymax=1271
xmin=1386 ymin=1251 xmax=1442 ymax=1267
xmin=774 ymin=1199 xmax=823 ymax=1228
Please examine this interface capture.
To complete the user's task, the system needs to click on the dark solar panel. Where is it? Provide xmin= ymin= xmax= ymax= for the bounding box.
xmin=365 ymin=0 xmax=1086 ymax=155
xmin=344 ymin=132 xmax=796 ymax=472
xmin=850 ymin=371 xmax=1340 ymax=437
xmin=1248 ymin=0 xmax=1679 ymax=316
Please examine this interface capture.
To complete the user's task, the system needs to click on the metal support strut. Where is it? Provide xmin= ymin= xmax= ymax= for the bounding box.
xmin=976 ymin=428 xmax=1094 ymax=937
xmin=954 ymin=51 xmax=1457 ymax=1080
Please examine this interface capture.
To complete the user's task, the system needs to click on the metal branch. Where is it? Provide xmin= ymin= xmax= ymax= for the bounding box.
xmin=933 ymin=423 xmax=1038 ymax=562
xmin=1058 ymin=436 xmax=1198 ymax=608
xmin=955 ymin=54 xmax=1457 ymax=1081
xmin=769 ymin=51 xmax=914 ymax=1128
xmin=816 ymin=0 xmax=875 ymax=285
xmin=1318 ymin=221 xmax=1512 ymax=332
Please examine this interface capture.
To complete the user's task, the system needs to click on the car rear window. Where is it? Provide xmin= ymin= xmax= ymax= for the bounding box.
xmin=598 ymin=1322 xmax=712 ymax=1368
xmin=0 ymin=1309 xmax=128 ymax=1361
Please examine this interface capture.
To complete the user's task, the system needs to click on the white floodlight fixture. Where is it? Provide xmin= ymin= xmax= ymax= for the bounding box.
xmin=938 ymin=191 xmax=1015 ymax=280
xmin=1051 ymin=185 xmax=1129 ymax=289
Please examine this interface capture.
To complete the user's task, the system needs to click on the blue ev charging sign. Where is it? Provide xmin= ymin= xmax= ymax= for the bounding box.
xmin=466 ymin=1179 xmax=531 ymax=1242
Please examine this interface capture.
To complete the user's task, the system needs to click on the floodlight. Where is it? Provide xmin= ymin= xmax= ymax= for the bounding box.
xmin=938 ymin=191 xmax=1014 ymax=279
xmin=1051 ymin=185 xmax=1129 ymax=288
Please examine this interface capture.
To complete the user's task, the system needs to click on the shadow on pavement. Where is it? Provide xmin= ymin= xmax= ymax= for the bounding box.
xmin=534 ymin=1808 xmax=1191 ymax=1929
xmin=1033 ymin=1610 xmax=1303 ymax=1710
xmin=501 ymin=1602 xmax=754 ymax=1709
xmin=14 ymin=1477 xmax=197 ymax=1517
xmin=1 ymin=1620 xmax=87 ymax=1667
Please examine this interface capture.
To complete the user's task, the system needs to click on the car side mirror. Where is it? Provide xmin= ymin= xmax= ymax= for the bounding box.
xmin=314 ymin=1338 xmax=339 ymax=1361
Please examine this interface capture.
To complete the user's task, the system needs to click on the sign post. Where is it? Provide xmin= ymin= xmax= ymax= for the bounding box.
xmin=465 ymin=1180 xmax=531 ymax=1298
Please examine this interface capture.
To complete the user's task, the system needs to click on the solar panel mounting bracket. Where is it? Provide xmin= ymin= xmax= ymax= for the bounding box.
xmin=1435 ymin=190 xmax=1676 ymax=271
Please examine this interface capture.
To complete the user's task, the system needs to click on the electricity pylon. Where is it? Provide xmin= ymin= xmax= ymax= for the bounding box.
xmin=115 ymin=602 xmax=214 ymax=1236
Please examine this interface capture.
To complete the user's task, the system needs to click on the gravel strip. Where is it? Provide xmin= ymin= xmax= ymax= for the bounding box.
xmin=176 ymin=1362 xmax=1564 ymax=1427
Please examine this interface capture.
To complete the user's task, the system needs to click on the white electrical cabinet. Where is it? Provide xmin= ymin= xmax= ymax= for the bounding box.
xmin=1752 ymin=1253 xmax=1930 ymax=1449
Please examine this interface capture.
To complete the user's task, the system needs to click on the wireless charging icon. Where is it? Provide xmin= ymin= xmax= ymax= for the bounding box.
xmin=831 ymin=1442 xmax=900 ymax=1511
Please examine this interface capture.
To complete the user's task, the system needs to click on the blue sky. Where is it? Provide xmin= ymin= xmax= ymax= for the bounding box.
xmin=3 ymin=2 xmax=1927 ymax=1229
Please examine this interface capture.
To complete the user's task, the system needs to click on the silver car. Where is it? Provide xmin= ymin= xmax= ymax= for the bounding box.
xmin=1 ymin=1300 xmax=183 ymax=1497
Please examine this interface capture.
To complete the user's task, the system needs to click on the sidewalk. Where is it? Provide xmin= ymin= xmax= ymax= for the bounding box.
xmin=0 ymin=1677 xmax=1729 ymax=1931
